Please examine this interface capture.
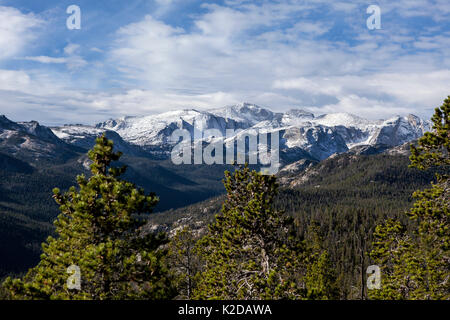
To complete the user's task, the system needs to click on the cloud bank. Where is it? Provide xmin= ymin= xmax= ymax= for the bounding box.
xmin=0 ymin=1 xmax=448 ymax=125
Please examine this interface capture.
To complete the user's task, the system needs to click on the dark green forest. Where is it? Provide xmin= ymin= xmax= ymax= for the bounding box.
xmin=0 ymin=155 xmax=231 ymax=278
xmin=148 ymin=153 xmax=439 ymax=299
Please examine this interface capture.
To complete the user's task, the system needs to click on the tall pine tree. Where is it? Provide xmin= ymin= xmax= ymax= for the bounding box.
xmin=3 ymin=135 xmax=175 ymax=300
xmin=167 ymin=226 xmax=201 ymax=299
xmin=304 ymin=222 xmax=338 ymax=300
xmin=369 ymin=96 xmax=449 ymax=300
xmin=193 ymin=165 xmax=308 ymax=299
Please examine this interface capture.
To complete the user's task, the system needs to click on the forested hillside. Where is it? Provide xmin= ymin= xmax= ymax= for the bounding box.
xmin=0 ymin=146 xmax=442 ymax=297
xmin=147 ymin=153 xmax=438 ymax=299
xmin=0 ymin=154 xmax=231 ymax=278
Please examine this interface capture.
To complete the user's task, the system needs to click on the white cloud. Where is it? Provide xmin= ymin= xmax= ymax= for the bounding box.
xmin=290 ymin=21 xmax=332 ymax=36
xmin=0 ymin=69 xmax=31 ymax=91
xmin=91 ymin=47 xmax=103 ymax=53
xmin=64 ymin=43 xmax=80 ymax=55
xmin=0 ymin=6 xmax=43 ymax=60
xmin=106 ymin=2 xmax=448 ymax=120
xmin=273 ymin=70 xmax=450 ymax=118
xmin=23 ymin=43 xmax=87 ymax=70
xmin=0 ymin=1 xmax=449 ymax=124
xmin=23 ymin=56 xmax=68 ymax=64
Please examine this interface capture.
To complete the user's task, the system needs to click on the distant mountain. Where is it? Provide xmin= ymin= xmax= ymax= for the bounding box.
xmin=95 ymin=109 xmax=250 ymax=153
xmin=0 ymin=115 xmax=81 ymax=164
xmin=368 ymin=114 xmax=430 ymax=146
xmin=210 ymin=103 xmax=277 ymax=125
xmin=93 ymin=102 xmax=430 ymax=163
xmin=51 ymin=125 xmax=150 ymax=157
xmin=1 ymin=102 xmax=431 ymax=168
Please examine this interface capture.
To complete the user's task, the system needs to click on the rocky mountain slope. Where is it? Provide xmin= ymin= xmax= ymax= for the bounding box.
xmin=92 ymin=103 xmax=430 ymax=163
xmin=0 ymin=115 xmax=81 ymax=164
xmin=51 ymin=125 xmax=149 ymax=158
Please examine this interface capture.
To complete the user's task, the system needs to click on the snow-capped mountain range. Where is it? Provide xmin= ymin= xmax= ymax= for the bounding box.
xmin=91 ymin=103 xmax=429 ymax=161
xmin=1 ymin=103 xmax=431 ymax=165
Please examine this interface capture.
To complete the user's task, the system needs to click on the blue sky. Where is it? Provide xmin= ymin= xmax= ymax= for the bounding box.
xmin=0 ymin=0 xmax=449 ymax=125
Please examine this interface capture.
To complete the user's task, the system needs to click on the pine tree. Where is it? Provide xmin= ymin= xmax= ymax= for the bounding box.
xmin=304 ymin=223 xmax=338 ymax=299
xmin=369 ymin=97 xmax=449 ymax=300
xmin=2 ymin=135 xmax=175 ymax=300
xmin=167 ymin=226 xmax=200 ymax=299
xmin=369 ymin=219 xmax=416 ymax=299
xmin=193 ymin=165 xmax=308 ymax=299
xmin=0 ymin=282 xmax=8 ymax=300
xmin=410 ymin=96 xmax=449 ymax=172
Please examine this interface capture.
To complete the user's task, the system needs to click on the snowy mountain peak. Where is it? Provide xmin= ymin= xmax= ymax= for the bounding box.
xmin=51 ymin=124 xmax=147 ymax=157
xmin=209 ymin=103 xmax=276 ymax=125
xmin=15 ymin=120 xmax=62 ymax=144
xmin=0 ymin=116 xmax=80 ymax=163
xmin=313 ymin=112 xmax=373 ymax=129
xmin=285 ymin=109 xmax=314 ymax=119
xmin=91 ymin=103 xmax=433 ymax=162
xmin=368 ymin=114 xmax=431 ymax=146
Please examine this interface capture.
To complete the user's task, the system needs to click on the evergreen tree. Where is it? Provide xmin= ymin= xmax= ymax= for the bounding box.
xmin=410 ymin=96 xmax=449 ymax=172
xmin=369 ymin=97 xmax=449 ymax=300
xmin=2 ymin=135 xmax=175 ymax=300
xmin=0 ymin=282 xmax=8 ymax=299
xmin=193 ymin=165 xmax=308 ymax=299
xmin=167 ymin=227 xmax=200 ymax=299
xmin=304 ymin=222 xmax=338 ymax=299
xmin=369 ymin=219 xmax=416 ymax=299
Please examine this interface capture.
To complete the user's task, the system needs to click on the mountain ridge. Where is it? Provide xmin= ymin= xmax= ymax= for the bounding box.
xmin=93 ymin=102 xmax=431 ymax=163
xmin=0 ymin=102 xmax=431 ymax=166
